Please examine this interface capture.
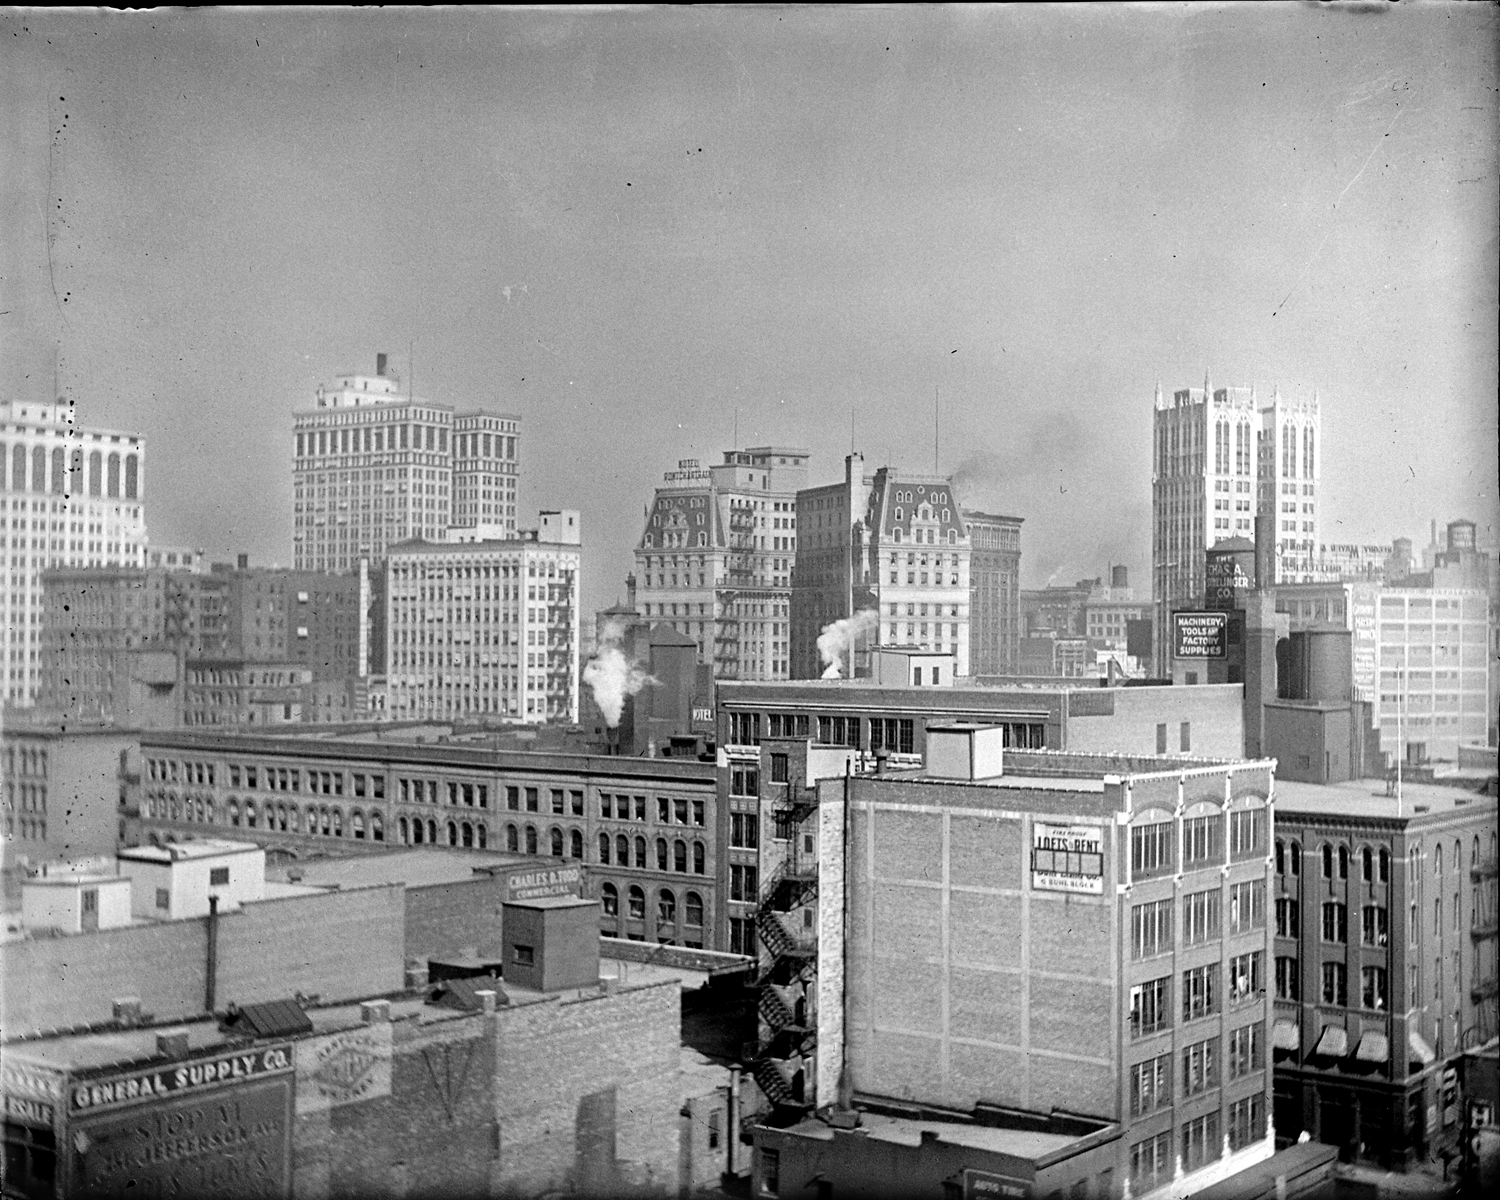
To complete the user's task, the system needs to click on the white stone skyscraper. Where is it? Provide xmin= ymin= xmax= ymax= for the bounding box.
xmin=1258 ymin=389 xmax=1321 ymax=584
xmin=1 ymin=397 xmax=148 ymax=706
xmin=292 ymin=354 xmax=520 ymax=572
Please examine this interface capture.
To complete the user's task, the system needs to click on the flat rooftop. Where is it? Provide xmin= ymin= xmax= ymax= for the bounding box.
xmin=119 ymin=840 xmax=261 ymax=863
xmin=271 ymin=848 xmax=537 ymax=891
xmin=884 ymin=769 xmax=1108 ymax=793
xmin=780 ymin=1110 xmax=1087 ymax=1160
xmin=1275 ymin=778 xmax=1497 ymax=822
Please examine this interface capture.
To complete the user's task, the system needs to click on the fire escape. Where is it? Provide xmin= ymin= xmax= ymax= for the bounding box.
xmin=714 ymin=503 xmax=758 ymax=679
xmin=745 ymin=774 xmax=819 ymax=1115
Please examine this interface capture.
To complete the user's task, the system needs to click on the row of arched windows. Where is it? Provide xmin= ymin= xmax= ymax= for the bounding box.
xmin=398 ymin=815 xmax=488 ymax=848
xmin=1 ymin=442 xmax=140 ymax=499
xmin=146 ymin=791 xmax=387 ymax=843
xmin=1277 ymin=833 xmax=1497 ymax=885
xmin=598 ymin=883 xmax=705 ymax=927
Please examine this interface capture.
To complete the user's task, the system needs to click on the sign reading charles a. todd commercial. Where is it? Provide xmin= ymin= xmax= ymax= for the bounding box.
xmin=1173 ymin=611 xmax=1228 ymax=659
xmin=504 ymin=863 xmax=582 ymax=901
xmin=1030 ymin=823 xmax=1105 ymax=895
xmin=70 ymin=1045 xmax=293 ymax=1115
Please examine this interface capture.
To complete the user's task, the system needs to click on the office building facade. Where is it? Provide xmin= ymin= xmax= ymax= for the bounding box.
xmin=633 ymin=447 xmax=808 ymax=680
xmin=964 ymin=510 xmax=1023 ymax=676
xmin=2 ymin=398 xmax=148 ymax=707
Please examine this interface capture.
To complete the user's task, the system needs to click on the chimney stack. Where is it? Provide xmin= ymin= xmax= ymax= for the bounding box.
xmin=1112 ymin=565 xmax=1128 ymax=590
xmin=236 ymin=553 xmax=249 ymax=570
xmin=376 ymin=352 xmax=388 ymax=377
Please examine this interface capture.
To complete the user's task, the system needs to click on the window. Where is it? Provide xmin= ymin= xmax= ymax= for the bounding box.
xmin=761 ymin=1147 xmax=780 ymax=1196
xmin=1184 ymin=813 xmax=1222 ymax=866
xmin=770 ymin=754 xmax=789 ymax=783
xmin=1131 ymin=900 xmax=1172 ymax=960
xmin=657 ymin=797 xmax=671 ymax=824
xmin=730 ymin=767 xmax=759 ymax=797
xmin=1275 ymin=897 xmax=1300 ymax=939
xmin=1228 ymin=1023 xmax=1265 ymax=1078
xmin=693 ymin=841 xmax=705 ymax=874
xmin=1131 ymin=1132 xmax=1172 ymax=1191
xmin=1183 ymin=964 xmax=1219 ymax=1022
xmin=1321 ymin=962 xmax=1347 ymax=1007
xmin=685 ymin=891 xmax=704 ymax=927
xmin=570 ymin=829 xmax=584 ymax=859
xmin=1231 ymin=880 xmax=1265 ymax=933
xmin=1229 ymin=951 xmax=1263 ymax=1002
xmin=635 ymin=836 xmax=647 ymax=867
xmin=601 ymin=883 xmax=618 ymax=916
xmin=674 ymin=798 xmax=689 ymax=825
xmin=1130 ymin=977 xmax=1170 ymax=1038
xmin=627 ymin=885 xmax=646 ymax=919
xmin=1228 ymin=1095 xmax=1266 ymax=1151
xmin=1183 ymin=889 xmax=1221 ymax=945
xmin=1182 ymin=1112 xmax=1221 ymax=1173
xmin=209 ymin=867 xmax=229 ymax=887
xmin=1230 ymin=808 xmax=1265 ymax=861
xmin=1361 ymin=966 xmax=1387 ymax=1011
xmin=1182 ymin=1039 xmax=1217 ymax=1096
xmin=526 ymin=826 xmax=538 ymax=854
xmin=571 ymin=790 xmax=584 ymax=816
xmin=1289 ymin=839 xmax=1301 ymax=876
xmin=658 ymin=889 xmax=676 ymax=925
xmin=1275 ymin=838 xmax=1286 ymax=876
xmin=1337 ymin=845 xmax=1349 ymax=879
xmin=692 ymin=800 xmax=705 ymax=827
xmin=1156 ymin=723 xmax=1168 ymax=754
xmin=1132 ymin=821 xmax=1174 ymax=879
xmin=155 ymin=887 xmax=170 ymax=910
xmin=656 ymin=838 xmax=669 ymax=870
xmin=1321 ymin=901 xmax=1347 ymax=944
xmin=525 ymin=787 xmax=538 ymax=812
xmin=1361 ymin=846 xmax=1373 ymax=882
xmin=1361 ymin=905 xmax=1388 ymax=947
xmin=674 ymin=840 xmax=687 ymax=873
xmin=868 ymin=718 xmax=914 ymax=754
xmin=1321 ymin=843 xmax=1334 ymax=878
xmin=1130 ymin=1054 xmax=1171 ymax=1116
xmin=512 ymin=944 xmax=534 ymax=966
xmin=730 ymin=864 xmax=759 ymax=902
xmin=1275 ymin=956 xmax=1300 ymax=1000
xmin=730 ymin=916 xmax=757 ymax=956
xmin=507 ymin=786 xmax=519 ymax=811
xmin=1180 ymin=721 xmax=1192 ymax=753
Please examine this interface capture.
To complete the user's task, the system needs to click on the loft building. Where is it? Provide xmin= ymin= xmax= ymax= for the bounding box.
xmin=2 ymin=398 xmax=148 ymax=707
xmin=1269 ymin=779 xmax=1498 ymax=1170
xmin=384 ymin=512 xmax=582 ymax=724
xmin=291 ymin=353 xmax=521 ymax=573
xmin=963 ymin=510 xmax=1023 ymax=676
xmin=633 ymin=447 xmax=809 ymax=680
xmin=791 ymin=454 xmax=971 ymax=680
xmin=757 ymin=727 xmax=1279 ymax=1200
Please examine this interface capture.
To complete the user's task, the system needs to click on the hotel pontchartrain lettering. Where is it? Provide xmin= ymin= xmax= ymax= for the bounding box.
xmin=1030 ymin=822 xmax=1105 ymax=895
xmin=70 ymin=1044 xmax=293 ymax=1114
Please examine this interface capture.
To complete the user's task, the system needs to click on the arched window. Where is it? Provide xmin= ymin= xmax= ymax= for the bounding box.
xmin=570 ymin=829 xmax=584 ymax=859
xmin=427 ymin=819 xmax=437 ymax=844
xmin=1435 ymin=844 xmax=1443 ymax=876
xmin=333 ymin=809 xmax=344 ymax=837
xmin=1275 ymin=839 xmax=1285 ymax=876
xmin=1361 ymin=846 xmax=1373 ymax=882
xmin=693 ymin=841 xmax=706 ymax=874
xmin=462 ymin=821 xmax=474 ymax=848
xmin=685 ymin=891 xmax=704 ymax=927
xmin=1321 ymin=843 xmax=1333 ymax=879
xmin=278 ymin=804 xmax=288 ymax=831
xmin=1337 ymin=845 xmax=1348 ymax=879
xmin=507 ymin=824 xmax=519 ymax=852
xmin=228 ymin=798 xmax=242 ymax=825
xmin=31 ymin=446 xmax=46 ymax=493
xmin=526 ymin=825 xmax=538 ymax=854
xmin=475 ymin=823 xmax=485 ymax=849
xmin=399 ymin=816 xmax=409 ymax=844
xmin=550 ymin=827 xmax=564 ymax=857
xmin=88 ymin=449 xmax=102 ymax=496
xmin=11 ymin=445 xmax=24 ymax=491
xmin=206 ymin=799 xmax=216 ymax=824
xmin=617 ymin=834 xmax=629 ymax=865
xmin=1454 ymin=839 xmax=1462 ymax=872
xmin=245 ymin=800 xmax=257 ymax=828
xmin=447 ymin=821 xmax=458 ymax=846
xmin=50 ymin=447 xmax=64 ymax=493
xmin=627 ymin=885 xmax=645 ymax=919
xmin=107 ymin=452 xmax=120 ymax=498
xmin=635 ymin=836 xmax=647 ymax=868
xmin=1289 ymin=840 xmax=1300 ymax=876
xmin=601 ymin=883 xmax=619 ymax=916
xmin=351 ymin=809 xmax=364 ymax=839
xmin=372 ymin=813 xmax=384 ymax=842
xmin=68 ymin=448 xmax=83 ymax=493
xmin=656 ymin=838 xmax=668 ymax=870
xmin=674 ymin=839 xmax=687 ymax=873
xmin=1378 ymin=848 xmax=1389 ymax=883
xmin=599 ymin=832 xmax=611 ymax=864
xmin=411 ymin=817 xmax=424 ymax=844
xmin=125 ymin=454 xmax=139 ymax=499
xmin=658 ymin=889 xmax=676 ymax=925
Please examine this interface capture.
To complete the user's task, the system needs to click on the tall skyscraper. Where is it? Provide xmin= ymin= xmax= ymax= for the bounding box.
xmin=791 ymin=454 xmax=972 ymax=678
xmin=1152 ymin=378 xmax=1320 ymax=673
xmin=963 ymin=509 xmax=1023 ymax=675
xmin=291 ymin=354 xmax=520 ymax=573
xmin=633 ymin=447 xmax=808 ymax=680
xmin=1 ymin=398 xmax=148 ymax=706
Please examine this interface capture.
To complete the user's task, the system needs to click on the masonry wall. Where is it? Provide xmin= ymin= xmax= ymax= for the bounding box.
xmin=844 ymin=777 xmax=1118 ymax=1118
xmin=1065 ymin=683 xmax=1243 ymax=758
xmin=493 ymin=979 xmax=682 ymax=1196
xmin=404 ymin=873 xmax=509 ymax=962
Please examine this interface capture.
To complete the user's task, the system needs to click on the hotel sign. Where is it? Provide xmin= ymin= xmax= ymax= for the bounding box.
xmin=1173 ymin=611 xmax=1227 ymax=659
xmin=1031 ymin=823 xmax=1105 ymax=895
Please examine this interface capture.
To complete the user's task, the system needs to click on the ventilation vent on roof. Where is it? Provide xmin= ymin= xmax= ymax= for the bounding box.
xmin=219 ymin=999 xmax=313 ymax=1039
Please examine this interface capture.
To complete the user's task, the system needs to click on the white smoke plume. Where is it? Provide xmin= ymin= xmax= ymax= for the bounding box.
xmin=817 ymin=608 xmax=880 ymax=679
xmin=583 ymin=618 xmax=657 ymax=728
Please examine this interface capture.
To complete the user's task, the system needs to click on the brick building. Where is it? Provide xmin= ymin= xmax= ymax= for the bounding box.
xmin=776 ymin=728 xmax=1279 ymax=1200
xmin=963 ymin=510 xmax=1023 ymax=676
xmin=124 ymin=729 xmax=728 ymax=949
xmin=1 ymin=722 xmax=134 ymax=872
xmin=1269 ymin=778 xmax=1499 ymax=1169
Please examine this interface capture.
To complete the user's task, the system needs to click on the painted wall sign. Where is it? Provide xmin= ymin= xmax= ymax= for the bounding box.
xmin=294 ymin=1023 xmax=392 ymax=1115
xmin=964 ymin=1168 xmax=1032 ymax=1199
xmin=1173 ymin=611 xmax=1228 ymax=659
xmin=1031 ymin=822 xmax=1105 ymax=895
xmin=71 ymin=1076 xmax=291 ymax=1200
xmin=505 ymin=863 xmax=582 ymax=901
xmin=70 ymin=1044 xmax=293 ymax=1115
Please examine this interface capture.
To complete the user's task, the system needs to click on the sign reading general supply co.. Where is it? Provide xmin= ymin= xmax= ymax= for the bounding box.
xmin=70 ymin=1044 xmax=293 ymax=1114
xmin=1173 ymin=611 xmax=1228 ymax=659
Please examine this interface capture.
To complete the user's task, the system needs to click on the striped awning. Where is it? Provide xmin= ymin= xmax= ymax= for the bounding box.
xmin=1273 ymin=1019 xmax=1301 ymax=1052
xmin=1314 ymin=1025 xmax=1350 ymax=1058
xmin=1355 ymin=1031 xmax=1390 ymax=1064
xmin=1408 ymin=1030 xmax=1437 ymax=1066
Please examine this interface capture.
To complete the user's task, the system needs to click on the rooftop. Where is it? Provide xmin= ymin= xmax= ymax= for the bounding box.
xmin=1275 ymin=778 xmax=1497 ymax=822
xmin=118 ymin=840 xmax=262 ymax=864
xmin=780 ymin=1110 xmax=1088 ymax=1160
xmin=271 ymin=848 xmax=536 ymax=891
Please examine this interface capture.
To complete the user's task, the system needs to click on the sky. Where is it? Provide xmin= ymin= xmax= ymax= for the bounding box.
xmin=3 ymin=4 xmax=1496 ymax=619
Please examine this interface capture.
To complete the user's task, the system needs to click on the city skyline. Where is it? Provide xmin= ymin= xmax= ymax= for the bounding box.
xmin=3 ymin=5 xmax=1496 ymax=621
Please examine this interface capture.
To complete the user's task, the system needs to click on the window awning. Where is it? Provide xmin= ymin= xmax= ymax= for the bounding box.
xmin=1408 ymin=1030 xmax=1437 ymax=1066
xmin=1314 ymin=1025 xmax=1350 ymax=1058
xmin=1355 ymin=1031 xmax=1390 ymax=1064
xmin=1273 ymin=1019 xmax=1301 ymax=1052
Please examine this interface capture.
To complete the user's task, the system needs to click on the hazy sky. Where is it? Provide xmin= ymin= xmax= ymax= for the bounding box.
xmin=4 ymin=5 xmax=1495 ymax=617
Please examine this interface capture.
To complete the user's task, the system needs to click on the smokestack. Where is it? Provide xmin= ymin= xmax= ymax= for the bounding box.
xmin=236 ymin=553 xmax=249 ymax=570
xmin=376 ymin=352 xmax=388 ymax=377
xmin=1254 ymin=513 xmax=1275 ymax=592
xmin=205 ymin=895 xmax=219 ymax=1014
xmin=1112 ymin=565 xmax=1128 ymax=590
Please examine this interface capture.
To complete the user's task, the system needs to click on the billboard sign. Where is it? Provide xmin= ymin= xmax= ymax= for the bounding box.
xmin=1205 ymin=551 xmax=1253 ymax=610
xmin=1173 ymin=611 xmax=1227 ymax=659
xmin=1030 ymin=823 xmax=1105 ymax=895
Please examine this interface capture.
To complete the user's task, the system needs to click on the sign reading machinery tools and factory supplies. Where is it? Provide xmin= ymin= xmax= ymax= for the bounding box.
xmin=1030 ymin=823 xmax=1105 ymax=895
xmin=1172 ymin=611 xmax=1228 ymax=659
